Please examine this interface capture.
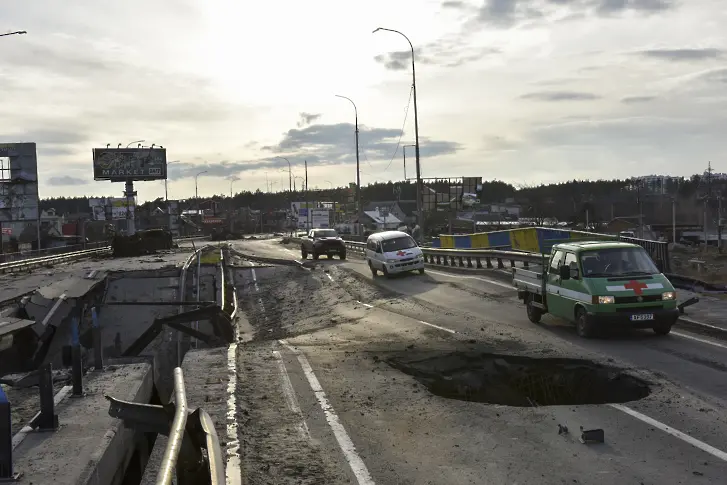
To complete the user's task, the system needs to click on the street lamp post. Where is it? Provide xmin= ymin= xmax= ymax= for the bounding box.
xmin=373 ymin=27 xmax=424 ymax=238
xmin=335 ymin=95 xmax=362 ymax=236
xmin=195 ymin=171 xmax=207 ymax=222
xmin=276 ymin=156 xmax=293 ymax=234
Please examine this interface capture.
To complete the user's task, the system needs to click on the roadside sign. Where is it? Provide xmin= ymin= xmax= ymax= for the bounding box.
xmin=92 ymin=148 xmax=167 ymax=182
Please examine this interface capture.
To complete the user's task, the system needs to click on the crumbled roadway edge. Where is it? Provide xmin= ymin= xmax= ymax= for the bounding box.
xmin=231 ymin=258 xmax=350 ymax=484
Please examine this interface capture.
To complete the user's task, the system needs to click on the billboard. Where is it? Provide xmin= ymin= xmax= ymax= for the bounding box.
xmin=92 ymin=148 xmax=167 ymax=182
xmin=89 ymin=197 xmax=135 ymax=220
xmin=310 ymin=209 xmax=330 ymax=228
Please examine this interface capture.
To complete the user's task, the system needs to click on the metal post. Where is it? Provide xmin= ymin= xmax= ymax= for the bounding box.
xmin=36 ymin=363 xmax=58 ymax=431
xmin=374 ymin=28 xmax=424 ymax=238
xmin=71 ymin=317 xmax=83 ymax=396
xmin=704 ymin=199 xmax=708 ymax=247
xmin=672 ymin=198 xmax=676 ymax=244
xmin=124 ymin=179 xmax=136 ymax=236
xmin=334 ymin=95 xmax=362 ymax=236
xmin=719 ymin=195 xmax=723 ymax=250
xmin=0 ymin=384 xmax=17 ymax=480
xmin=92 ymin=307 xmax=103 ymax=371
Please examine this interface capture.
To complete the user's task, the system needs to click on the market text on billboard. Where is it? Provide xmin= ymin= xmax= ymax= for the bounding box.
xmin=92 ymin=148 xmax=168 ymax=182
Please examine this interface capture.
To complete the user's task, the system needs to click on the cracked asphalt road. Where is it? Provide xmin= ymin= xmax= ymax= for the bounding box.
xmin=226 ymin=238 xmax=727 ymax=485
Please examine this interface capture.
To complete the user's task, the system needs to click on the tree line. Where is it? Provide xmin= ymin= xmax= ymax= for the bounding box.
xmin=40 ymin=174 xmax=720 ymax=223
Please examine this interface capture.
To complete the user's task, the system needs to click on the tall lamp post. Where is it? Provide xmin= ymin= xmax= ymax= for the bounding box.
xmin=195 ymin=171 xmax=207 ymax=224
xmin=276 ymin=156 xmax=293 ymax=234
xmin=373 ymin=27 xmax=424 ymax=238
xmin=335 ymin=95 xmax=362 ymax=236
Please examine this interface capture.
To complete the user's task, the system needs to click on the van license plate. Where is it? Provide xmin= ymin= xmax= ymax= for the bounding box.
xmin=630 ymin=314 xmax=654 ymax=322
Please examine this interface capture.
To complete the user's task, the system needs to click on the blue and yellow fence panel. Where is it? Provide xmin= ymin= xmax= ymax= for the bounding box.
xmin=432 ymin=227 xmax=615 ymax=254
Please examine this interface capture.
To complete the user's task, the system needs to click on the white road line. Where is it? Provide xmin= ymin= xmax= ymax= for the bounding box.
xmin=418 ymin=320 xmax=456 ymax=334
xmin=679 ymin=316 xmax=727 ymax=332
xmin=356 ymin=301 xmax=374 ymax=308
xmin=272 ymin=350 xmax=311 ymax=440
xmin=225 ymin=342 xmax=242 ymax=485
xmin=326 ymin=273 xmax=335 ymax=282
xmin=12 ymin=385 xmax=73 ymax=450
xmin=426 ymin=269 xmax=514 ymax=289
xmin=610 ymin=404 xmax=727 ymax=462
xmin=672 ymin=331 xmax=727 ymax=350
xmin=280 ymin=340 xmax=375 ymax=485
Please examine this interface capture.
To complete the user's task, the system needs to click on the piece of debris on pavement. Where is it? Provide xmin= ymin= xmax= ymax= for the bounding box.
xmin=580 ymin=426 xmax=605 ymax=444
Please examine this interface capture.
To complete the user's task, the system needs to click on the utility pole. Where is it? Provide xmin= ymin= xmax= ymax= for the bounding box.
xmin=335 ymin=95 xmax=362 ymax=236
xmin=672 ymin=198 xmax=676 ymax=244
xmin=374 ymin=28 xmax=424 ymax=238
xmin=305 ymin=160 xmax=309 ymax=231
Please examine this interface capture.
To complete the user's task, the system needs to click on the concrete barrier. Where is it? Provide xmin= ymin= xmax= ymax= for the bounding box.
xmin=10 ymin=362 xmax=154 ymax=485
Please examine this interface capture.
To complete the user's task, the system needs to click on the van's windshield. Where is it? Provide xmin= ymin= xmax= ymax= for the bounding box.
xmin=579 ymin=247 xmax=659 ymax=278
xmin=381 ymin=236 xmax=417 ymax=252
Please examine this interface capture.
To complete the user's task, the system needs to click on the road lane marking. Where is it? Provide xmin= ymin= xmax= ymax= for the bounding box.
xmin=679 ymin=316 xmax=727 ymax=332
xmin=418 ymin=320 xmax=456 ymax=334
xmin=326 ymin=273 xmax=335 ymax=282
xmin=672 ymin=331 xmax=727 ymax=350
xmin=610 ymin=404 xmax=727 ymax=462
xmin=426 ymin=269 xmax=514 ymax=289
xmin=225 ymin=342 xmax=242 ymax=485
xmin=280 ymin=340 xmax=375 ymax=485
xmin=356 ymin=301 xmax=374 ymax=308
xmin=272 ymin=350 xmax=311 ymax=440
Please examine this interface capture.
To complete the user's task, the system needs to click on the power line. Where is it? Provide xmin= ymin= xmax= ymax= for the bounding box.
xmin=383 ymin=85 xmax=414 ymax=173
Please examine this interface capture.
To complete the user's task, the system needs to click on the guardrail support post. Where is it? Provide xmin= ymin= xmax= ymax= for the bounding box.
xmin=71 ymin=317 xmax=84 ymax=397
xmin=524 ymin=261 xmax=529 ymax=269
xmin=92 ymin=307 xmax=103 ymax=371
xmin=466 ymin=256 xmax=472 ymax=268
xmin=510 ymin=259 xmax=515 ymax=268
xmin=36 ymin=364 xmax=58 ymax=431
xmin=0 ymin=384 xmax=19 ymax=481
xmin=497 ymin=258 xmax=504 ymax=269
xmin=475 ymin=257 xmax=483 ymax=269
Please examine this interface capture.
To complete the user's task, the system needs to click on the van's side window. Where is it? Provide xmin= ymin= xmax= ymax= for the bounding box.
xmin=564 ymin=252 xmax=577 ymax=267
xmin=550 ymin=250 xmax=565 ymax=271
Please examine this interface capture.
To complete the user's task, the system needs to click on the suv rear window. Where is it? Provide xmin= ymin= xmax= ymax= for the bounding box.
xmin=313 ymin=229 xmax=338 ymax=238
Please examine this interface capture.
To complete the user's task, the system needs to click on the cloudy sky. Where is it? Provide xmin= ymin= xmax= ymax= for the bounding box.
xmin=1 ymin=0 xmax=725 ymax=201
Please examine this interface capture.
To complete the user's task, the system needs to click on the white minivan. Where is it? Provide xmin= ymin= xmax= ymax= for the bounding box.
xmin=365 ymin=231 xmax=425 ymax=277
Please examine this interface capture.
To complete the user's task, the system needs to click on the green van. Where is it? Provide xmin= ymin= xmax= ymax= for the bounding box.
xmin=513 ymin=241 xmax=679 ymax=338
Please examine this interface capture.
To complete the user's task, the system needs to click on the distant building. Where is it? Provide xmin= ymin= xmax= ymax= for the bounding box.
xmin=636 ymin=175 xmax=680 ymax=194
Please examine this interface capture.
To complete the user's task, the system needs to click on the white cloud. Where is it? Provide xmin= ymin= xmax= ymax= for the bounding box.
xmin=0 ymin=0 xmax=725 ymax=201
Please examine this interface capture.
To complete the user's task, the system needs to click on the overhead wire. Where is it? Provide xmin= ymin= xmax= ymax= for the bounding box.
xmin=382 ymin=85 xmax=414 ymax=173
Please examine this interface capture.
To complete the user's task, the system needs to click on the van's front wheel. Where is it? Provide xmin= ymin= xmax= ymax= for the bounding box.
xmin=575 ymin=308 xmax=595 ymax=338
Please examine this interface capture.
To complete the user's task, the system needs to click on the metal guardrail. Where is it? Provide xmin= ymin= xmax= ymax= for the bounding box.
xmin=0 ymin=241 xmax=108 ymax=264
xmin=0 ymin=235 xmax=210 ymax=274
xmin=106 ymin=367 xmax=225 ymax=485
xmin=0 ymin=246 xmax=111 ymax=273
xmin=290 ymin=237 xmax=544 ymax=270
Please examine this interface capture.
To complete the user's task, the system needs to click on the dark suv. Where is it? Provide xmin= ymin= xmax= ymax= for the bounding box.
xmin=301 ymin=229 xmax=346 ymax=260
